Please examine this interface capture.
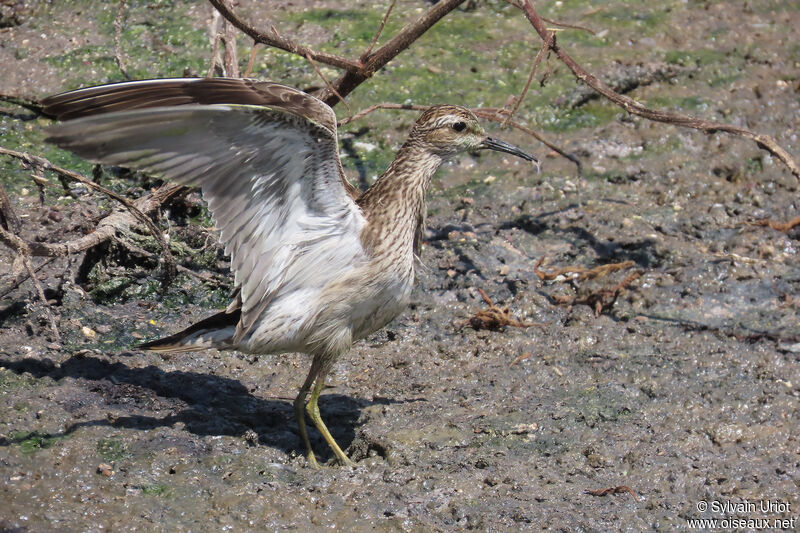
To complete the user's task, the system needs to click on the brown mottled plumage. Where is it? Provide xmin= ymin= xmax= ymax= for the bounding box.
xmin=43 ymin=78 xmax=536 ymax=467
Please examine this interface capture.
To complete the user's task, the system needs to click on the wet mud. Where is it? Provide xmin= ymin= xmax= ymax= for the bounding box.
xmin=1 ymin=1 xmax=798 ymax=531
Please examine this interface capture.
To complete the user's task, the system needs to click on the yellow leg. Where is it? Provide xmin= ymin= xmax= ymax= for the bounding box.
xmin=305 ymin=372 xmax=355 ymax=467
xmin=293 ymin=366 xmax=320 ymax=468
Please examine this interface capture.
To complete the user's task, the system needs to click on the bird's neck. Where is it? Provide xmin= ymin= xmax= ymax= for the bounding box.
xmin=357 ymin=142 xmax=443 ymax=254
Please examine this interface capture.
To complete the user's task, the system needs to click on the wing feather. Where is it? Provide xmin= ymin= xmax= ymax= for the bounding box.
xmin=45 ymin=82 xmax=367 ymax=341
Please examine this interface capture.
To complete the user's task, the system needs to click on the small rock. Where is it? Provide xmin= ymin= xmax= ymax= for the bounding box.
xmin=81 ymin=326 xmax=96 ymax=339
xmin=97 ymin=463 xmax=113 ymax=477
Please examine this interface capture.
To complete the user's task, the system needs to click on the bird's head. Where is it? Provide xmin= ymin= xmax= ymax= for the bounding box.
xmin=409 ymin=105 xmax=537 ymax=164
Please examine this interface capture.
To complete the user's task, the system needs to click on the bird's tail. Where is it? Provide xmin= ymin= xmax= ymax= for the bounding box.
xmin=137 ymin=309 xmax=240 ymax=354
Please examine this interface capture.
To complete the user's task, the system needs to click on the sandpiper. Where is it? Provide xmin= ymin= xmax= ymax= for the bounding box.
xmin=43 ymin=78 xmax=536 ymax=467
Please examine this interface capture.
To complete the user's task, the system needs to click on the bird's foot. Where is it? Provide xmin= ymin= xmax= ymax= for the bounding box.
xmin=306 ymin=450 xmax=321 ymax=469
xmin=335 ymin=454 xmax=356 ymax=468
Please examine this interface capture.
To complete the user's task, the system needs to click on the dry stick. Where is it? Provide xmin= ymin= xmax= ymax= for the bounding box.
xmin=338 ymin=103 xmax=430 ymax=126
xmin=222 ymin=17 xmax=240 ymax=78
xmin=534 ymin=257 xmax=635 ymax=281
xmin=0 ymin=257 xmax=56 ymax=300
xmin=305 ymin=52 xmax=351 ymax=119
xmin=502 ymin=39 xmax=551 ymax=127
xmin=465 ymin=287 xmax=545 ymax=331
xmin=112 ymin=236 xmax=228 ymax=286
xmin=540 ymin=15 xmax=596 ymax=35
xmin=207 ymin=9 xmax=222 ymax=77
xmin=585 ymin=486 xmax=639 ymax=499
xmin=0 ymin=182 xmax=21 ymax=233
xmin=361 ymin=0 xmax=397 ymax=61
xmin=0 ymin=148 xmax=178 ymax=282
xmin=208 ymin=0 xmax=468 ymax=106
xmin=207 ymin=0 xmax=361 ymax=72
xmin=321 ymin=0 xmax=467 ymax=106
xmin=0 ymin=226 xmax=61 ymax=339
xmin=750 ymin=215 xmax=800 ymax=232
xmin=517 ymin=0 xmax=799 ymax=179
xmin=0 ymin=93 xmax=44 ymax=115
xmin=243 ymin=42 xmax=259 ymax=78
xmin=113 ymin=0 xmax=131 ymax=79
xmin=0 ymin=182 xmax=183 ymax=259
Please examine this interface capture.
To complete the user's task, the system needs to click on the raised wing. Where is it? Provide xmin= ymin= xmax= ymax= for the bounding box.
xmin=44 ymin=79 xmax=367 ymax=340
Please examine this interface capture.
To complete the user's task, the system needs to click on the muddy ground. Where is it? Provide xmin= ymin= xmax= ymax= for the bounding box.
xmin=1 ymin=1 xmax=798 ymax=531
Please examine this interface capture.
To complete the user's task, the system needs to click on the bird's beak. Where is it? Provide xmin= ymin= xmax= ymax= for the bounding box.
xmin=479 ymin=137 xmax=538 ymax=164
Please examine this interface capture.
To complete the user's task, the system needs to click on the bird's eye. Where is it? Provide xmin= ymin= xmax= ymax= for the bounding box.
xmin=451 ymin=121 xmax=467 ymax=132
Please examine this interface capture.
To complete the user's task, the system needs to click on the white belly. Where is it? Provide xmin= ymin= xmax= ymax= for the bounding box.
xmin=240 ymin=258 xmax=414 ymax=355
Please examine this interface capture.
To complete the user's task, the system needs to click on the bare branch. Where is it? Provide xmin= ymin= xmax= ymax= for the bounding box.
xmin=320 ymin=0 xmax=467 ymax=106
xmin=243 ymin=42 xmax=259 ymax=78
xmin=207 ymin=0 xmax=466 ymax=107
xmin=517 ymin=0 xmax=799 ymax=179
xmin=207 ymin=0 xmax=362 ymax=72
xmin=0 ymin=147 xmax=179 ymax=281
xmin=0 ymin=226 xmax=61 ymax=339
xmin=0 ymin=182 xmax=183 ymax=259
xmin=0 ymin=257 xmax=56 ymax=300
xmin=305 ymin=52 xmax=350 ymax=118
xmin=222 ymin=16 xmax=240 ymax=78
xmin=361 ymin=0 xmax=396 ymax=61
xmin=207 ymin=8 xmax=222 ymax=77
xmin=540 ymin=15 xmax=596 ymax=35
xmin=501 ymin=39 xmax=550 ymax=126
xmin=0 ymin=93 xmax=44 ymax=115
xmin=338 ymin=103 xmax=431 ymax=127
xmin=113 ymin=0 xmax=131 ymax=79
xmin=0 ymin=182 xmax=21 ymax=233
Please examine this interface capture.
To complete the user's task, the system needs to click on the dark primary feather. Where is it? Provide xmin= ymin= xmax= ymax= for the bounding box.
xmin=41 ymin=77 xmax=339 ymax=135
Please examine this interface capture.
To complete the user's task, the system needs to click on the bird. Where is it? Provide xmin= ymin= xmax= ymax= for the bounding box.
xmin=42 ymin=77 xmax=537 ymax=467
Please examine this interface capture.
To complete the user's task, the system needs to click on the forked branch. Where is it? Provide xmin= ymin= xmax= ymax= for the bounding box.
xmin=516 ymin=0 xmax=799 ymax=179
xmin=208 ymin=0 xmax=467 ymax=106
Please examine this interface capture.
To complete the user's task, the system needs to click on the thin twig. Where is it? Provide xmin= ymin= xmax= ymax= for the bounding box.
xmin=306 ymin=52 xmax=351 ymax=118
xmin=207 ymin=9 xmax=222 ymax=77
xmin=243 ymin=42 xmax=259 ymax=78
xmin=502 ymin=39 xmax=550 ymax=126
xmin=516 ymin=0 xmax=799 ymax=179
xmin=534 ymin=257 xmax=635 ymax=281
xmin=338 ymin=103 xmax=430 ymax=126
xmin=0 ymin=257 xmax=56 ymax=300
xmin=208 ymin=0 xmax=468 ymax=106
xmin=23 ymin=254 xmax=60 ymax=339
xmin=461 ymin=288 xmax=546 ymax=331
xmin=473 ymin=108 xmax=581 ymax=174
xmin=113 ymin=0 xmax=131 ymax=79
xmin=585 ymin=486 xmax=639 ymax=500
xmin=222 ymin=15 xmax=240 ymax=78
xmin=0 ymin=226 xmax=61 ymax=339
xmin=362 ymin=0 xmax=397 ymax=61
xmin=0 ymin=182 xmax=21 ymax=233
xmin=207 ymin=0 xmax=362 ymax=72
xmin=541 ymin=15 xmax=596 ymax=35
xmin=0 ymin=148 xmax=178 ymax=282
xmin=0 ymin=93 xmax=44 ymax=115
xmin=749 ymin=215 xmax=800 ymax=233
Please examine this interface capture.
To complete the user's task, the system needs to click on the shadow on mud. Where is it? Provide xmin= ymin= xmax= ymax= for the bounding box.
xmin=0 ymin=353 xmax=397 ymax=462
